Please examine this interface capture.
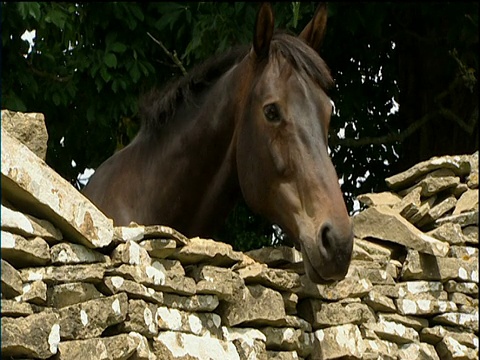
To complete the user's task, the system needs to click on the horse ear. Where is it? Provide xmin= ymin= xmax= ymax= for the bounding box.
xmin=253 ymin=2 xmax=275 ymax=60
xmin=299 ymin=3 xmax=328 ymax=52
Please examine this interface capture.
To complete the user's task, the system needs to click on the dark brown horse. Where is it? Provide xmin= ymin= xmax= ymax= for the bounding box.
xmin=83 ymin=3 xmax=353 ymax=283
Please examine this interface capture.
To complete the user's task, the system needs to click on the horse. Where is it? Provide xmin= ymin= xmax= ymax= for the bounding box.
xmin=82 ymin=3 xmax=353 ymax=284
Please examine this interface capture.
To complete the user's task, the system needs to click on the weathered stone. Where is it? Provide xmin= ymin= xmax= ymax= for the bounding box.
xmin=453 ymin=189 xmax=478 ymax=215
xmin=16 ymin=280 xmax=47 ymax=305
xmin=170 ymin=237 xmax=243 ymax=266
xmin=153 ymin=332 xmax=240 ymax=359
xmin=1 ymin=259 xmax=23 ymax=298
xmin=295 ymin=275 xmax=372 ymax=300
xmin=449 ymin=245 xmax=478 ymax=260
xmin=363 ymin=290 xmax=396 ymax=312
xmin=417 ymin=195 xmax=457 ymax=227
xmin=122 ymin=299 xmax=159 ymax=338
xmin=56 ymin=333 xmax=140 ymax=360
xmin=392 ymin=186 xmax=422 ymax=219
xmin=363 ymin=320 xmax=419 ymax=344
xmin=223 ymin=327 xmax=267 ymax=360
xmin=48 ymin=282 xmax=104 ymax=308
xmin=463 ymin=225 xmax=478 ymax=244
xmin=1 ymin=110 xmax=48 ymax=160
xmin=363 ymin=338 xmax=398 ymax=360
xmin=353 ymin=206 xmax=450 ymax=256
xmin=397 ymin=280 xmax=444 ymax=298
xmin=444 ymin=281 xmax=478 ymax=296
xmin=432 ymin=312 xmax=478 ymax=332
xmin=449 ymin=292 xmax=478 ymax=308
xmin=140 ymin=238 xmax=177 ymax=259
xmin=385 ymin=154 xmax=471 ymax=190
xmin=1 ymin=299 xmax=35 ymax=317
xmin=1 ymin=231 xmax=50 ymax=267
xmin=420 ymin=325 xmax=450 ymax=344
xmin=297 ymin=299 xmax=375 ymax=329
xmin=102 ymin=276 xmax=163 ymax=304
xmin=2 ymin=312 xmax=60 ymax=359
xmin=129 ymin=331 xmax=158 ymax=360
xmin=260 ymin=327 xmax=314 ymax=358
xmin=349 ymin=265 xmax=396 ymax=285
xmin=453 ymin=183 xmax=469 ymax=197
xmin=1 ymin=128 xmax=113 ymax=248
xmin=353 ymin=238 xmax=393 ymax=262
xmin=191 ymin=264 xmax=244 ymax=301
xmin=59 ymin=293 xmax=128 ymax=340
xmin=357 ymin=192 xmax=402 ymax=207
xmin=428 ymin=223 xmax=471 ymax=245
xmin=435 ymin=210 xmax=479 ymax=227
xmin=466 ymin=151 xmax=478 ymax=188
xmin=400 ymin=174 xmax=460 ymax=198
xmin=245 ymin=246 xmax=303 ymax=268
xmin=401 ymin=250 xmax=478 ymax=282
xmin=372 ymin=284 xmax=401 ymax=298
xmin=236 ymin=263 xmax=301 ymax=291
xmin=50 ymin=242 xmax=108 ymax=265
xmin=219 ymin=285 xmax=286 ymax=327
xmin=407 ymin=195 xmax=437 ymax=225
xmin=111 ymin=240 xmax=152 ymax=265
xmin=436 ymin=335 xmax=478 ymax=360
xmin=113 ymin=224 xmax=189 ymax=246
xmin=378 ymin=313 xmax=429 ymax=332
xmin=1 ymin=204 xmax=62 ymax=242
xmin=396 ymin=297 xmax=457 ymax=316
xmin=397 ymin=342 xmax=440 ymax=360
xmin=162 ymin=293 xmax=219 ymax=312
xmin=20 ymin=263 xmax=107 ymax=284
xmin=313 ymin=324 xmax=365 ymax=359
xmin=282 ymin=292 xmax=298 ymax=315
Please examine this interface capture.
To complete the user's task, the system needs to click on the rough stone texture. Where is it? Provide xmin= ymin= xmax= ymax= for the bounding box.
xmin=1 ymin=109 xmax=49 ymax=160
xmin=1 ymin=128 xmax=113 ymax=248
xmin=1 ymin=123 xmax=477 ymax=360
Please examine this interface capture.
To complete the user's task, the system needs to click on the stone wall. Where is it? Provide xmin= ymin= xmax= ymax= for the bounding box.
xmin=1 ymin=111 xmax=478 ymax=360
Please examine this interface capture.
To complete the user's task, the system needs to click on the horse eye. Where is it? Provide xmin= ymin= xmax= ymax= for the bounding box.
xmin=263 ymin=103 xmax=281 ymax=122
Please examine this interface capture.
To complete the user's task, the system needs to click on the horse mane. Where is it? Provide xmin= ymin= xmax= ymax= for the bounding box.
xmin=139 ymin=31 xmax=334 ymax=133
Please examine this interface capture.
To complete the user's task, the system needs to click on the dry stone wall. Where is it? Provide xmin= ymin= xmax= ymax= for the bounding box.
xmin=1 ymin=110 xmax=478 ymax=360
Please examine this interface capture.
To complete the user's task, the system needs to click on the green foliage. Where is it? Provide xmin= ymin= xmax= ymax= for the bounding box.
xmin=2 ymin=2 xmax=478 ymax=250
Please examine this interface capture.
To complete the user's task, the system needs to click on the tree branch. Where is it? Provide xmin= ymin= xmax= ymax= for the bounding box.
xmin=147 ymin=32 xmax=187 ymax=76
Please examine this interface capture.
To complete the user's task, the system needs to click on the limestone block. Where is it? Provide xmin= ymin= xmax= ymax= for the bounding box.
xmin=1 ymin=128 xmax=113 ymax=248
xmin=170 ymin=237 xmax=243 ymax=266
xmin=353 ymin=238 xmax=393 ymax=262
xmin=362 ymin=338 xmax=398 ymax=360
xmin=111 ymin=240 xmax=152 ymax=266
xmin=435 ymin=210 xmax=478 ymax=227
xmin=191 ymin=264 xmax=244 ymax=301
xmin=363 ymin=290 xmax=396 ymax=312
xmin=20 ymin=263 xmax=107 ymax=284
xmin=162 ymin=293 xmax=219 ymax=312
xmin=463 ymin=226 xmax=478 ymax=244
xmin=396 ymin=298 xmax=457 ymax=316
xmin=47 ymin=282 xmax=104 ymax=308
xmin=140 ymin=238 xmax=177 ymax=259
xmin=428 ymin=223 xmax=471 ymax=245
xmin=397 ymin=342 xmax=440 ymax=360
xmin=1 ymin=259 xmax=23 ymax=298
xmin=219 ymin=285 xmax=286 ymax=327
xmin=1 ymin=110 xmax=48 ymax=160
xmin=16 ymin=280 xmax=47 ymax=305
xmin=295 ymin=275 xmax=372 ymax=300
xmin=453 ymin=189 xmax=479 ymax=215
xmin=102 ymin=276 xmax=163 ymax=304
xmin=113 ymin=224 xmax=189 ymax=246
xmin=1 ymin=299 xmax=35 ymax=317
xmin=449 ymin=245 xmax=478 ymax=260
xmin=444 ymin=280 xmax=478 ymax=296
xmin=223 ymin=327 xmax=267 ymax=360
xmin=260 ymin=327 xmax=314 ymax=358
xmin=59 ymin=293 xmax=128 ymax=340
xmin=245 ymin=246 xmax=303 ymax=268
xmin=436 ymin=335 xmax=478 ymax=360
xmin=1 ymin=204 xmax=62 ymax=242
xmin=1 ymin=231 xmax=50 ymax=267
xmin=353 ymin=206 xmax=450 ymax=256
xmin=129 ymin=331 xmax=158 ymax=360
xmin=385 ymin=154 xmax=471 ymax=190
xmin=397 ymin=280 xmax=444 ymax=298
xmin=50 ymin=242 xmax=109 ymax=265
xmin=400 ymin=174 xmax=460 ymax=197
xmin=356 ymin=191 xmax=402 ymax=207
xmin=282 ymin=292 xmax=298 ymax=315
xmin=236 ymin=262 xmax=301 ymax=291
xmin=56 ymin=334 xmax=140 ymax=360
xmin=122 ymin=299 xmax=159 ymax=338
xmin=312 ymin=324 xmax=365 ymax=359
xmin=432 ymin=312 xmax=478 ymax=332
xmin=363 ymin=320 xmax=419 ymax=344
xmin=1 ymin=312 xmax=60 ymax=359
xmin=417 ymin=195 xmax=457 ymax=228
xmin=377 ymin=313 xmax=429 ymax=332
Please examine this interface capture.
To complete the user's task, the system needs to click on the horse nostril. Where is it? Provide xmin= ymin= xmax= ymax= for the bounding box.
xmin=319 ymin=222 xmax=333 ymax=258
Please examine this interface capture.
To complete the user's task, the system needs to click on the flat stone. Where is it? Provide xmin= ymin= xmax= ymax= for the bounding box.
xmin=378 ymin=313 xmax=429 ymax=332
xmin=444 ymin=281 xmax=478 ymax=296
xmin=453 ymin=183 xmax=469 ymax=197
xmin=162 ymin=293 xmax=219 ymax=312
xmin=260 ymin=327 xmax=314 ymax=358
xmin=435 ymin=210 xmax=478 ymax=227
xmin=436 ymin=335 xmax=478 ymax=360
xmin=397 ymin=280 xmax=444 ymax=298
xmin=1 ymin=299 xmax=35 ymax=317
xmin=245 ymin=246 xmax=303 ymax=268
xmin=56 ymin=334 xmax=140 ymax=360
xmin=352 ymin=238 xmax=393 ymax=262
xmin=16 ymin=280 xmax=47 ymax=305
xmin=102 ymin=276 xmax=163 ymax=304
xmin=349 ymin=265 xmax=396 ymax=285
xmin=362 ymin=338 xmax=398 ymax=360
xmin=1 ymin=259 xmax=23 ymax=298
xmin=140 ymin=238 xmax=177 ymax=259
xmin=363 ymin=320 xmax=419 ymax=344
xmin=297 ymin=299 xmax=375 ymax=329
xmin=453 ymin=189 xmax=478 ymax=215
xmin=121 ymin=299 xmax=159 ymax=338
xmin=1 ymin=204 xmax=62 ymax=242
xmin=428 ymin=223 xmax=471 ymax=245
xmin=153 ymin=331 xmax=240 ymax=359
xmin=357 ymin=192 xmax=402 ymax=207
xmin=282 ymin=292 xmax=298 ymax=315
xmin=1 ymin=128 xmax=113 ymax=248
xmin=463 ymin=226 xmax=478 ymax=244
xmin=407 ymin=195 xmax=437 ymax=225
xmin=50 ymin=242 xmax=108 ymax=265
xmin=219 ymin=285 xmax=286 ymax=327
xmin=295 ymin=275 xmax=373 ymax=300
xmin=223 ymin=327 xmax=267 ymax=360
xmin=111 ymin=240 xmax=152 ymax=265
xmin=1 ymin=312 xmax=60 ymax=359
xmin=400 ymin=175 xmax=460 ymax=197
xmin=392 ymin=186 xmax=422 ymax=220
xmin=417 ymin=195 xmax=457 ymax=228
xmin=1 ymin=231 xmax=50 ymax=267
xmin=385 ymin=154 xmax=471 ymax=190
xmin=236 ymin=263 xmax=301 ymax=291
xmin=129 ymin=331 xmax=157 ymax=360
xmin=191 ymin=264 xmax=244 ymax=301
xmin=47 ymin=282 xmax=104 ymax=308
xmin=353 ymin=206 xmax=450 ymax=256
xmin=113 ymin=224 xmax=189 ymax=246
xmin=1 ymin=110 xmax=48 ymax=160
xmin=363 ymin=291 xmax=397 ymax=312
xmin=432 ymin=312 xmax=478 ymax=332
xmin=396 ymin=298 xmax=457 ymax=316
xmin=372 ymin=284 xmax=401 ymax=298
xmin=313 ymin=324 xmax=365 ymax=359
xmin=59 ymin=293 xmax=128 ymax=340
xmin=20 ymin=263 xmax=106 ymax=284
xmin=449 ymin=245 xmax=478 ymax=260
xmin=170 ymin=237 xmax=243 ymax=266
xmin=449 ymin=292 xmax=477 ymax=307
xmin=397 ymin=342 xmax=439 ymax=360
xmin=401 ymin=250 xmax=478 ymax=282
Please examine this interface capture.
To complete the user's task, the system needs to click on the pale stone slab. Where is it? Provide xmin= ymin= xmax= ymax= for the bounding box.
xmin=140 ymin=238 xmax=177 ymax=259
xmin=453 ymin=189 xmax=479 ymax=215
xmin=353 ymin=206 xmax=450 ymax=256
xmin=397 ymin=342 xmax=440 ymax=360
xmin=170 ymin=237 xmax=243 ymax=266
xmin=436 ymin=335 xmax=478 ymax=360
xmin=260 ymin=327 xmax=314 ymax=358
xmin=20 ymin=263 xmax=107 ymax=284
xmin=16 ymin=280 xmax=47 ymax=305
xmin=1 ymin=128 xmax=113 ymax=248
xmin=363 ymin=320 xmax=419 ymax=344
xmin=113 ymin=224 xmax=189 ymax=246
xmin=102 ymin=276 xmax=163 ymax=304
xmin=1 ymin=312 xmax=60 ymax=359
xmin=416 ymin=195 xmax=457 ymax=228
xmin=400 ymin=175 xmax=460 ymax=197
xmin=121 ymin=299 xmax=159 ymax=338
xmin=357 ymin=192 xmax=402 ymax=207
xmin=162 ymin=293 xmax=219 ymax=312
xmin=245 ymin=246 xmax=303 ymax=267
xmin=47 ymin=282 xmax=104 ymax=308
xmin=50 ymin=242 xmax=108 ymax=265
xmin=444 ymin=281 xmax=478 ymax=296
xmin=435 ymin=210 xmax=478 ymax=227
xmin=363 ymin=339 xmax=398 ymax=360
xmin=1 ymin=259 xmax=23 ymax=298
xmin=363 ymin=291 xmax=396 ymax=312
xmin=236 ymin=263 xmax=301 ymax=291
xmin=378 ymin=313 xmax=429 ymax=332
xmin=295 ymin=275 xmax=373 ymax=300
xmin=352 ymin=238 xmax=393 ymax=262
xmin=385 ymin=154 xmax=472 ymax=190
xmin=427 ymin=223 xmax=471 ymax=245
xmin=1 ymin=299 xmax=35 ymax=317
xmin=313 ymin=324 xmax=365 ymax=359
xmin=1 ymin=231 xmax=50 ymax=267
xmin=432 ymin=312 xmax=479 ymax=332
xmin=396 ymin=298 xmax=457 ymax=316
xmin=222 ymin=327 xmax=267 ymax=360
xmin=1 ymin=204 xmax=62 ymax=242
xmin=191 ymin=264 xmax=244 ymax=301
xmin=111 ymin=240 xmax=152 ymax=265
